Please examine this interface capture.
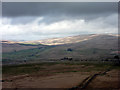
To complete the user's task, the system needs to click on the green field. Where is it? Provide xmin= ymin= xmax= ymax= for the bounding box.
xmin=3 ymin=61 xmax=119 ymax=76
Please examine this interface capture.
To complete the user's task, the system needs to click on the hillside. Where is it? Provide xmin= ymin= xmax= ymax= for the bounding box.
xmin=2 ymin=34 xmax=119 ymax=63
xmin=34 ymin=34 xmax=118 ymax=60
xmin=15 ymin=34 xmax=118 ymax=45
xmin=1 ymin=41 xmax=47 ymax=53
xmin=22 ymin=34 xmax=99 ymax=45
xmin=2 ymin=34 xmax=98 ymax=53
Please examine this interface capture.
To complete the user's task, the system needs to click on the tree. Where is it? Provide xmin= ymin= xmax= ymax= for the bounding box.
xmin=114 ymin=55 xmax=119 ymax=60
xmin=114 ymin=55 xmax=120 ymax=65
xmin=67 ymin=48 xmax=73 ymax=52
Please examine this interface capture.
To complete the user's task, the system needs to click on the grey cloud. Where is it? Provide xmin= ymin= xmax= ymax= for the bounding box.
xmin=10 ymin=16 xmax=38 ymax=25
xmin=2 ymin=2 xmax=118 ymax=25
xmin=1 ymin=2 xmax=118 ymax=41
xmin=2 ymin=2 xmax=118 ymax=17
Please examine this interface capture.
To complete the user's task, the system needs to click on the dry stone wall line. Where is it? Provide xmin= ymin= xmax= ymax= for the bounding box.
xmin=70 ymin=69 xmax=110 ymax=90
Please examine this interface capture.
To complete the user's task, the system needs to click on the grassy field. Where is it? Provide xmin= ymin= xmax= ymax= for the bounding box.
xmin=3 ymin=61 xmax=119 ymax=76
xmin=2 ymin=61 xmax=120 ymax=89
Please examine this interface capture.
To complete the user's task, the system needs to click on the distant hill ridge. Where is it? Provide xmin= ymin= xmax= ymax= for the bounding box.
xmin=1 ymin=34 xmax=119 ymax=45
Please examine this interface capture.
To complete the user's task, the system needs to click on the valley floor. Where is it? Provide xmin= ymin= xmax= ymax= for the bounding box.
xmin=2 ymin=62 xmax=120 ymax=89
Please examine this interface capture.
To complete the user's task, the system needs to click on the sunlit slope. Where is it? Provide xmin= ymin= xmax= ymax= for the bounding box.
xmin=35 ymin=35 xmax=118 ymax=59
xmin=2 ymin=34 xmax=118 ymax=61
xmin=24 ymin=34 xmax=99 ymax=45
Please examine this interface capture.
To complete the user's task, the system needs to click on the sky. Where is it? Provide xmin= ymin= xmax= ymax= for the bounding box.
xmin=1 ymin=2 xmax=118 ymax=41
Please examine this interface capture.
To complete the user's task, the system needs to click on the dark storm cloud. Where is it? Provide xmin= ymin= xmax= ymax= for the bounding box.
xmin=2 ymin=2 xmax=118 ymax=25
xmin=2 ymin=2 xmax=118 ymax=17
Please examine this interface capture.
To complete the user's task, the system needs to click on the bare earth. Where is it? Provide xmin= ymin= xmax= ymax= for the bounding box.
xmin=2 ymin=63 xmax=120 ymax=89
xmin=3 ymin=72 xmax=89 ymax=88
